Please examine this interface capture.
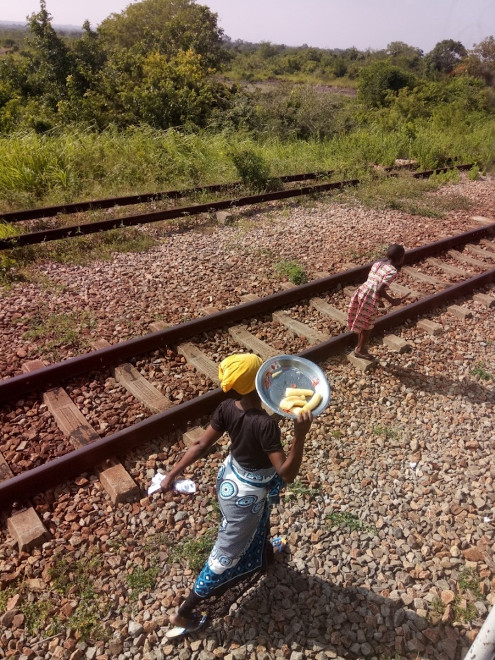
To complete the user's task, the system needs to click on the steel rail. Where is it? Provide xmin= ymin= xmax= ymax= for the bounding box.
xmin=0 ymin=170 xmax=337 ymax=223
xmin=0 ymin=266 xmax=493 ymax=507
xmin=0 ymin=163 xmax=473 ymax=250
xmin=0 ymin=178 xmax=359 ymax=249
xmin=0 ymin=223 xmax=493 ymax=405
xmin=0 ymin=161 xmax=422 ymax=223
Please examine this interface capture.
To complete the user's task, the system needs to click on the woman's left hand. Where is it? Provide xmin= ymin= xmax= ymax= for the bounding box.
xmin=294 ymin=410 xmax=313 ymax=438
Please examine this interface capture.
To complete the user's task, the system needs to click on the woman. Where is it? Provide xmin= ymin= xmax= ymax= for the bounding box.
xmin=160 ymin=353 xmax=313 ymax=638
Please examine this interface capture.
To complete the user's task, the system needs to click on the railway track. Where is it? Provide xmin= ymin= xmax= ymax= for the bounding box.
xmin=0 ymin=163 xmax=472 ymax=250
xmin=0 ymin=170 xmax=340 ymax=223
xmin=0 ymin=220 xmax=494 ymax=551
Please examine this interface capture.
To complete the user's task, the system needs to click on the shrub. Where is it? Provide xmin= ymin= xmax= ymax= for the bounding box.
xmin=358 ymin=61 xmax=416 ymax=108
xmin=229 ymin=147 xmax=270 ymax=191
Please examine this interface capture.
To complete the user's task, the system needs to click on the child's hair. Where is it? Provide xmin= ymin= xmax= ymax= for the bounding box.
xmin=386 ymin=244 xmax=405 ymax=264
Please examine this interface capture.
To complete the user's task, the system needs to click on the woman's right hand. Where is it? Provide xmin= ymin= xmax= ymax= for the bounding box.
xmin=159 ymin=474 xmax=175 ymax=492
xmin=294 ymin=410 xmax=313 ymax=440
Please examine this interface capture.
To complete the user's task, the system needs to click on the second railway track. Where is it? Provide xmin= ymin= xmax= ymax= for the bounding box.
xmin=0 ymin=163 xmax=473 ymax=250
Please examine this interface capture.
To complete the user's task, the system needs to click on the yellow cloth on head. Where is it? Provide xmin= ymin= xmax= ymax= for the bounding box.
xmin=218 ymin=354 xmax=263 ymax=395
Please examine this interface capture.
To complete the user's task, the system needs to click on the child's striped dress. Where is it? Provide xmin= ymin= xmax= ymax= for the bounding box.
xmin=347 ymin=260 xmax=398 ymax=332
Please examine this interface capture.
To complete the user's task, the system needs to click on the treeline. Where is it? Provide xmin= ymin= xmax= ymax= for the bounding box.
xmin=223 ymin=37 xmax=495 ymax=86
xmin=0 ymin=0 xmax=494 ymax=141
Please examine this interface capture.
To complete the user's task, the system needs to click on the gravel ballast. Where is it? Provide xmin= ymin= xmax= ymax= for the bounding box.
xmin=0 ymin=174 xmax=494 ymax=660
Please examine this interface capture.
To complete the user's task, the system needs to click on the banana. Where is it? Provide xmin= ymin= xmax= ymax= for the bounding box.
xmin=279 ymin=397 xmax=308 ymax=410
xmin=284 ymin=387 xmax=314 ymax=398
xmin=300 ymin=392 xmax=322 ymax=413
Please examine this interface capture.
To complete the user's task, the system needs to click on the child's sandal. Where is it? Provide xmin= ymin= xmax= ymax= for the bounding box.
xmin=354 ymin=351 xmax=375 ymax=360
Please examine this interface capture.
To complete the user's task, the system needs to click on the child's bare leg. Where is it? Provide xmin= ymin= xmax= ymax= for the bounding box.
xmin=355 ymin=330 xmax=371 ymax=356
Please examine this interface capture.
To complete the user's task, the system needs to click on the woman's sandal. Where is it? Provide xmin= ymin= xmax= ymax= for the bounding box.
xmin=165 ymin=612 xmax=208 ymax=639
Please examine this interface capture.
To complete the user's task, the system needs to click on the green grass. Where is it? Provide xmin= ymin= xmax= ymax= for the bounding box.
xmin=326 ymin=511 xmax=373 ymax=532
xmin=22 ymin=309 xmax=97 ymax=361
xmin=372 ymin=425 xmax=400 ymax=440
xmin=49 ymin=554 xmax=102 ymax=598
xmin=458 ymin=567 xmax=482 ymax=599
xmin=20 ymin=599 xmax=54 ymax=636
xmin=144 ymin=532 xmax=170 ymax=552
xmin=470 ymin=363 xmax=493 ymax=381
xmin=285 ymin=478 xmax=320 ymax=500
xmin=0 ymin=115 xmax=493 ymax=213
xmin=0 ymin=128 xmax=336 ymax=210
xmin=430 ymin=594 xmax=478 ymax=625
xmin=0 ymin=222 xmax=22 ymax=283
xmin=169 ymin=528 xmax=217 ymax=572
xmin=44 ymin=553 xmax=109 ymax=640
xmin=429 ymin=595 xmax=446 ymax=621
xmin=274 ymin=259 xmax=308 ymax=285
xmin=341 ymin=170 xmax=472 ymax=217
xmin=0 ymin=587 xmax=14 ymax=613
xmin=452 ymin=598 xmax=478 ymax=624
xmin=429 ymin=567 xmax=485 ymax=625
xmin=107 ymin=535 xmax=126 ymax=551
xmin=126 ymin=565 xmax=161 ymax=601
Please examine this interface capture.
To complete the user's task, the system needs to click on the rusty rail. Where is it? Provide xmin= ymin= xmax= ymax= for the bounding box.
xmin=0 ymin=265 xmax=493 ymax=507
xmin=0 ymin=170 xmax=337 ymax=223
xmin=0 ymin=161 xmax=422 ymax=223
xmin=0 ymin=164 xmax=473 ymax=250
xmin=0 ymin=178 xmax=358 ymax=249
xmin=0 ymin=223 xmax=493 ymax=404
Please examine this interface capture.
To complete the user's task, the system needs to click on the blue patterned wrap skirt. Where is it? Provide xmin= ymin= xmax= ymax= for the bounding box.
xmin=193 ymin=455 xmax=284 ymax=598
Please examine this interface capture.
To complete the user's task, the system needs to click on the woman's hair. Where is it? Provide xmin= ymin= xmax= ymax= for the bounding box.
xmin=386 ymin=244 xmax=405 ymax=264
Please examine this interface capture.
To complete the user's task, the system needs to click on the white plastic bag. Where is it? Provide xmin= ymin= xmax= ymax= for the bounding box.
xmin=147 ymin=473 xmax=196 ymax=496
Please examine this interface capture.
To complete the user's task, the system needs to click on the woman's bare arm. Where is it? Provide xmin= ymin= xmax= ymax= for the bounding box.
xmin=268 ymin=411 xmax=313 ymax=483
xmin=160 ymin=425 xmax=222 ymax=491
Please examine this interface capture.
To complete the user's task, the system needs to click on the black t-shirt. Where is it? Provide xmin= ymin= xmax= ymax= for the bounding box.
xmin=210 ymin=399 xmax=283 ymax=469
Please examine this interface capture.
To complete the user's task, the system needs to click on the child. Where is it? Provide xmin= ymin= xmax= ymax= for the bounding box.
xmin=347 ymin=244 xmax=407 ymax=359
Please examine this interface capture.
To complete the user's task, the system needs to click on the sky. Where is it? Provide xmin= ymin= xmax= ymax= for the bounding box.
xmin=2 ymin=0 xmax=494 ymax=53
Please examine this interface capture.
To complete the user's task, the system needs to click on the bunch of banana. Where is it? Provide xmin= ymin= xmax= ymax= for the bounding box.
xmin=279 ymin=387 xmax=322 ymax=414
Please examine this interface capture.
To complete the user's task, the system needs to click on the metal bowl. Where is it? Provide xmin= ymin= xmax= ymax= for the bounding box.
xmin=256 ymin=355 xmax=331 ymax=419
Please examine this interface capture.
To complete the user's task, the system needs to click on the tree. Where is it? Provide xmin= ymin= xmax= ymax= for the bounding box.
xmin=466 ymin=36 xmax=495 ymax=86
xmin=72 ymin=46 xmax=222 ymax=130
xmin=386 ymin=41 xmax=423 ymax=72
xmin=424 ymin=39 xmax=467 ymax=77
xmin=258 ymin=42 xmax=280 ymax=59
xmin=69 ymin=21 xmax=107 ymax=97
xmin=132 ymin=49 xmax=217 ymax=128
xmin=25 ymin=0 xmax=71 ymax=106
xmin=98 ymin=0 xmax=227 ymax=71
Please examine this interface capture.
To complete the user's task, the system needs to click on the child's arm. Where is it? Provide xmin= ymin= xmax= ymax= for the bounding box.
xmin=378 ymin=285 xmax=408 ymax=306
